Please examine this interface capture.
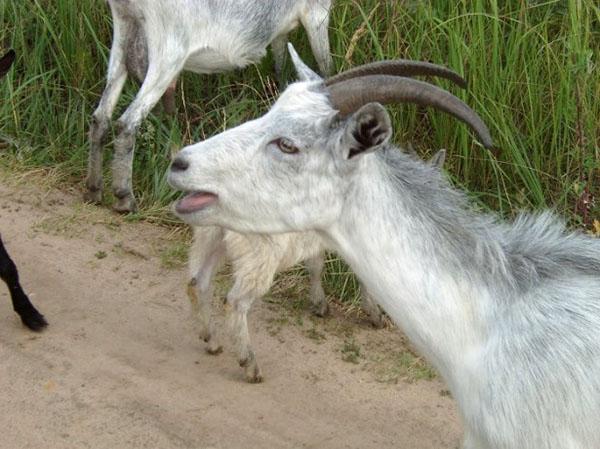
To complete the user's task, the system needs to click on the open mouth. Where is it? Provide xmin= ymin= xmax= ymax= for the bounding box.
xmin=175 ymin=191 xmax=218 ymax=214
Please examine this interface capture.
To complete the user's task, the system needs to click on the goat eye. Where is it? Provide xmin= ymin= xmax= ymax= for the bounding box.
xmin=274 ymin=138 xmax=299 ymax=154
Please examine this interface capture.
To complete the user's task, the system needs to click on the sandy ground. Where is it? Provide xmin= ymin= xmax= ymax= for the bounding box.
xmin=0 ymin=177 xmax=461 ymax=449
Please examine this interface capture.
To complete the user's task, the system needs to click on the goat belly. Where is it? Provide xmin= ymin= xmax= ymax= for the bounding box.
xmin=176 ymin=192 xmax=218 ymax=213
xmin=185 ymin=48 xmax=240 ymax=73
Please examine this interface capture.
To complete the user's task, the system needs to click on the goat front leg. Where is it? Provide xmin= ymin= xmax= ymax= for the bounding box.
xmin=225 ymin=266 xmax=277 ymax=383
xmin=161 ymin=78 xmax=178 ymax=116
xmin=85 ymin=12 xmax=130 ymax=204
xmin=0 ymin=236 xmax=47 ymax=331
xmin=305 ymin=253 xmax=329 ymax=317
xmin=188 ymin=226 xmax=225 ymax=355
xmin=226 ymin=288 xmax=262 ymax=383
xmin=111 ymin=58 xmax=184 ymax=212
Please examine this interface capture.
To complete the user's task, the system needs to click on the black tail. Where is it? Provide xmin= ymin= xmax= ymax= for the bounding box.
xmin=0 ymin=49 xmax=16 ymax=78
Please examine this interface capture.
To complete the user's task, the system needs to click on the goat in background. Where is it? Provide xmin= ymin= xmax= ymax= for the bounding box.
xmin=86 ymin=0 xmax=333 ymax=213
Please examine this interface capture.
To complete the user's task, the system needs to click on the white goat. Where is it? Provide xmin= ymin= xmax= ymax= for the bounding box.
xmin=85 ymin=0 xmax=333 ymax=213
xmin=168 ymin=45 xmax=600 ymax=448
xmin=187 ymin=149 xmax=446 ymax=382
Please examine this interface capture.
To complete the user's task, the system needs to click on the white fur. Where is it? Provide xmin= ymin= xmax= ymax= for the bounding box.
xmin=168 ymin=49 xmax=600 ymax=448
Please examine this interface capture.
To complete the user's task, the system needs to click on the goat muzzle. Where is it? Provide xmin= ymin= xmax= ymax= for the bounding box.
xmin=170 ymin=155 xmax=190 ymax=172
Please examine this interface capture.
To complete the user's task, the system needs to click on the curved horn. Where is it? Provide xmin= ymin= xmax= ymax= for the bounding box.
xmin=325 ymin=60 xmax=467 ymax=89
xmin=327 ymin=75 xmax=493 ymax=149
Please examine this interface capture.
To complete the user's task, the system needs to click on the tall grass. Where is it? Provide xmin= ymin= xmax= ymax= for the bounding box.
xmin=1 ymin=0 xmax=598 ymax=302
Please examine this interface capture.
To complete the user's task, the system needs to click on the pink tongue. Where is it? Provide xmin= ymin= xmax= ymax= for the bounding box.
xmin=177 ymin=192 xmax=217 ymax=212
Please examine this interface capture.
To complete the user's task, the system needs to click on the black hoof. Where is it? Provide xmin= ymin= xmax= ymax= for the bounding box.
xmin=20 ymin=309 xmax=48 ymax=332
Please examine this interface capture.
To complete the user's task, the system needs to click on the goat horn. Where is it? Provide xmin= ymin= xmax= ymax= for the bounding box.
xmin=325 ymin=60 xmax=467 ymax=89
xmin=327 ymin=75 xmax=493 ymax=149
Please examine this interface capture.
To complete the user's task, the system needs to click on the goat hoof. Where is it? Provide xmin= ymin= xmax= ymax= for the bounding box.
xmin=205 ymin=344 xmax=223 ymax=355
xmin=366 ymin=309 xmax=385 ymax=329
xmin=245 ymin=370 xmax=263 ymax=384
xmin=369 ymin=314 xmax=385 ymax=329
xmin=19 ymin=309 xmax=48 ymax=332
xmin=199 ymin=329 xmax=210 ymax=342
xmin=83 ymin=188 xmax=103 ymax=205
xmin=112 ymin=195 xmax=138 ymax=214
xmin=311 ymin=302 xmax=330 ymax=318
xmin=244 ymin=364 xmax=263 ymax=383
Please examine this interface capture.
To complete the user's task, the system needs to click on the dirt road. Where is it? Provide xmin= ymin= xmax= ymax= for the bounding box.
xmin=0 ymin=177 xmax=461 ymax=449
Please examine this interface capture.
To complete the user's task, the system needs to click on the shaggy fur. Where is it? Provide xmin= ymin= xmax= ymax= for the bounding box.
xmin=168 ymin=47 xmax=600 ymax=448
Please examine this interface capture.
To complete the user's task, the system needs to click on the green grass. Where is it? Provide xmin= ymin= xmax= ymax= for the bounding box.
xmin=158 ymin=240 xmax=189 ymax=269
xmin=341 ymin=338 xmax=362 ymax=364
xmin=373 ymin=350 xmax=438 ymax=383
xmin=1 ymin=0 xmax=598 ymax=304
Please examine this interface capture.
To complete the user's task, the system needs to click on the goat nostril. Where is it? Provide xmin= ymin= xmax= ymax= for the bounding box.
xmin=171 ymin=156 xmax=189 ymax=172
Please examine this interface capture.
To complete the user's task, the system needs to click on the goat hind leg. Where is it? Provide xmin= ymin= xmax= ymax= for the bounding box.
xmin=306 ymin=253 xmax=329 ymax=317
xmin=161 ymin=78 xmax=178 ymax=116
xmin=188 ymin=227 xmax=225 ymax=355
xmin=0 ymin=236 xmax=47 ymax=331
xmin=359 ymin=282 xmax=384 ymax=328
xmin=306 ymin=255 xmax=383 ymax=327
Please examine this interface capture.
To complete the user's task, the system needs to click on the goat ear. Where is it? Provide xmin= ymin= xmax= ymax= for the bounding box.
xmin=287 ymin=43 xmax=322 ymax=82
xmin=0 ymin=49 xmax=15 ymax=78
xmin=428 ymin=149 xmax=446 ymax=169
xmin=340 ymin=103 xmax=392 ymax=159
